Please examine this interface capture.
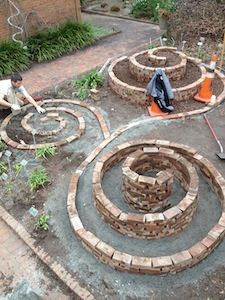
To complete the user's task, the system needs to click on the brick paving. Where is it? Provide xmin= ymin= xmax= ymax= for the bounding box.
xmin=21 ymin=13 xmax=161 ymax=95
xmin=0 ymin=219 xmax=71 ymax=299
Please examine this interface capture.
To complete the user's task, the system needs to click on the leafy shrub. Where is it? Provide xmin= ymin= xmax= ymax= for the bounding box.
xmin=28 ymin=168 xmax=50 ymax=191
xmin=74 ymin=70 xmax=104 ymax=100
xmin=35 ymin=214 xmax=49 ymax=231
xmin=131 ymin=0 xmax=176 ymax=21
xmin=0 ymin=41 xmax=29 ymax=78
xmin=35 ymin=146 xmax=57 ymax=159
xmin=27 ymin=21 xmax=96 ymax=62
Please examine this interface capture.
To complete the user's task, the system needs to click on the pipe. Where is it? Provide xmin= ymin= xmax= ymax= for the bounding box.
xmin=7 ymin=0 xmax=24 ymax=46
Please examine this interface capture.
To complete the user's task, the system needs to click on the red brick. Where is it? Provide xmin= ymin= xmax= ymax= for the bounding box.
xmin=152 ymin=256 xmax=173 ymax=268
xmin=171 ymin=250 xmax=192 ymax=265
xmin=189 ymin=242 xmax=207 ymax=258
xmin=163 ymin=206 xmax=182 ymax=219
xmin=112 ymin=251 xmax=132 ymax=266
xmin=131 ymin=256 xmax=152 ymax=269
xmin=96 ymin=241 xmax=115 ymax=258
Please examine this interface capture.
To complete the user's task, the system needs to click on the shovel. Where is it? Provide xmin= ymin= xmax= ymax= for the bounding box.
xmin=204 ymin=114 xmax=225 ymax=160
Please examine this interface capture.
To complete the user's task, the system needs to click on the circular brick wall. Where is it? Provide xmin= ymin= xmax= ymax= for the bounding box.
xmin=93 ymin=145 xmax=199 ymax=239
xmin=68 ymin=140 xmax=225 ymax=275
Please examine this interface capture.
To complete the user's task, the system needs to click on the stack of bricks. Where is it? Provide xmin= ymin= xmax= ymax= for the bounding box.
xmin=93 ymin=145 xmax=199 ymax=239
xmin=122 ymin=148 xmax=173 ymax=212
xmin=68 ymin=139 xmax=225 ymax=275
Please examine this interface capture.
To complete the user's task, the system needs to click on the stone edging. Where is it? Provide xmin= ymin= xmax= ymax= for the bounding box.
xmin=93 ymin=145 xmax=199 ymax=239
xmin=109 ymin=52 xmax=206 ymax=105
xmin=0 ymin=206 xmax=95 ymax=300
xmin=129 ymin=47 xmax=188 ymax=81
xmin=0 ymin=99 xmax=110 ymax=150
xmin=108 ymin=55 xmax=225 ymax=117
xmin=67 ymin=137 xmax=225 ymax=275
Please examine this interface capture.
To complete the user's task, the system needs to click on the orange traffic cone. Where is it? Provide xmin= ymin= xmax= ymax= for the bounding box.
xmin=148 ymin=98 xmax=168 ymax=117
xmin=194 ymin=54 xmax=217 ymax=103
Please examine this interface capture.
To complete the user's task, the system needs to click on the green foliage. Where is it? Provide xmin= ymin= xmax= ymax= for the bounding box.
xmin=28 ymin=168 xmax=50 ymax=191
xmin=73 ymin=70 xmax=104 ymax=100
xmin=148 ymin=43 xmax=156 ymax=49
xmin=0 ymin=22 xmax=111 ymax=76
xmin=35 ymin=214 xmax=49 ymax=231
xmin=131 ymin=0 xmax=176 ymax=21
xmin=0 ymin=41 xmax=29 ymax=78
xmin=0 ymin=139 xmax=4 ymax=152
xmin=26 ymin=21 xmax=96 ymax=62
xmin=13 ymin=162 xmax=23 ymax=176
xmin=0 ymin=162 xmax=8 ymax=175
xmin=35 ymin=146 xmax=57 ymax=159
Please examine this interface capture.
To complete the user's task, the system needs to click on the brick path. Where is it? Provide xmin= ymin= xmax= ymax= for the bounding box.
xmin=22 ymin=13 xmax=161 ymax=95
xmin=0 ymin=219 xmax=70 ymax=299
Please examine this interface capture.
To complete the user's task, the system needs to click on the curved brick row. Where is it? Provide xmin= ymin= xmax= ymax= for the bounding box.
xmin=0 ymin=99 xmax=110 ymax=150
xmin=129 ymin=47 xmax=187 ymax=82
xmin=123 ymin=149 xmax=177 ymax=212
xmin=148 ymin=47 xmax=178 ymax=66
xmin=21 ymin=109 xmax=67 ymax=136
xmin=68 ymin=139 xmax=225 ymax=275
xmin=21 ymin=107 xmax=83 ymax=139
xmin=108 ymin=55 xmax=206 ymax=105
xmin=122 ymin=149 xmax=174 ymax=212
xmin=93 ymin=145 xmax=199 ymax=239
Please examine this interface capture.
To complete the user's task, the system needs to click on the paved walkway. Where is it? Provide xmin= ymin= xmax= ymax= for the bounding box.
xmin=22 ymin=13 xmax=161 ymax=95
xmin=0 ymin=219 xmax=70 ymax=299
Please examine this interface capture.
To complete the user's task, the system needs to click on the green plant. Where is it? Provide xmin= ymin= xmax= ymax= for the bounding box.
xmin=0 ymin=162 xmax=8 ymax=175
xmin=0 ymin=41 xmax=29 ymax=78
xmin=35 ymin=146 xmax=57 ymax=159
xmin=28 ymin=168 xmax=50 ymax=191
xmin=131 ymin=0 xmax=176 ymax=21
xmin=73 ymin=70 xmax=104 ymax=100
xmin=27 ymin=21 xmax=96 ymax=62
xmin=6 ymin=182 xmax=13 ymax=193
xmin=35 ymin=214 xmax=49 ymax=231
xmin=13 ymin=162 xmax=23 ymax=176
xmin=0 ymin=139 xmax=4 ymax=152
xmin=148 ymin=43 xmax=156 ymax=49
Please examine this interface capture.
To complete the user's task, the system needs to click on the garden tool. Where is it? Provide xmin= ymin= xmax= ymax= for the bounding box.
xmin=204 ymin=114 xmax=225 ymax=160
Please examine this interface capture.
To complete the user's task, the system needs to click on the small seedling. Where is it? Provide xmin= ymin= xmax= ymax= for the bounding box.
xmin=0 ymin=139 xmax=4 ymax=152
xmin=148 ymin=43 xmax=156 ymax=49
xmin=35 ymin=146 xmax=57 ymax=159
xmin=6 ymin=182 xmax=13 ymax=193
xmin=35 ymin=214 xmax=49 ymax=231
xmin=0 ymin=162 xmax=8 ymax=175
xmin=28 ymin=168 xmax=50 ymax=191
xmin=13 ymin=162 xmax=23 ymax=176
